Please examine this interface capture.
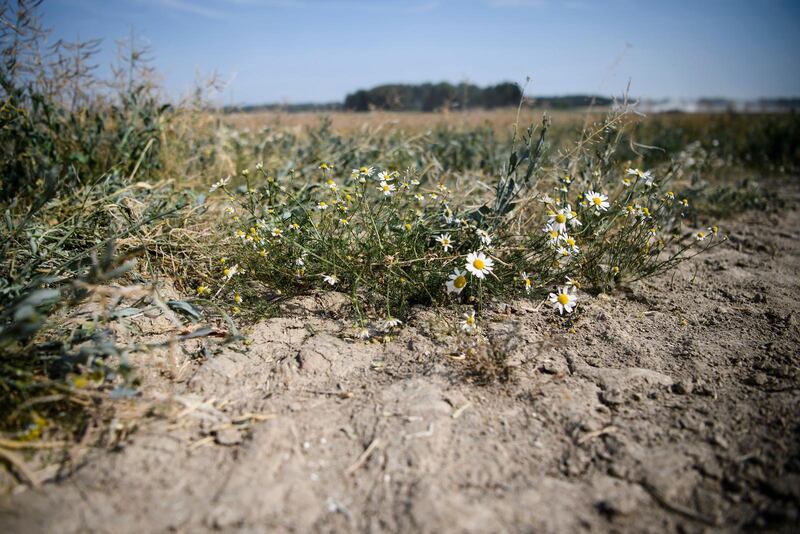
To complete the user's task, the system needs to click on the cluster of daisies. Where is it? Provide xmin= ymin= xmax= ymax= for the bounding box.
xmin=202 ymin=161 xmax=720 ymax=339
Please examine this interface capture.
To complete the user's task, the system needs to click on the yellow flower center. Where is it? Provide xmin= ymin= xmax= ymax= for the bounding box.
xmin=383 ymin=185 xmax=390 ymax=191
xmin=555 ymin=213 xmax=566 ymax=224
xmin=566 ymin=237 xmax=576 ymax=247
xmin=466 ymin=315 xmax=475 ymax=325
xmin=454 ymin=275 xmax=466 ymax=289
xmin=525 ymin=279 xmax=531 ymax=287
xmin=472 ymin=258 xmax=485 ymax=270
xmin=592 ymin=196 xmax=602 ymax=205
xmin=549 ymin=230 xmax=559 ymax=239
xmin=558 ymin=294 xmax=570 ymax=305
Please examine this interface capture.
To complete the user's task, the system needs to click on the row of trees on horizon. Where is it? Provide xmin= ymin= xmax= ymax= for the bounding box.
xmin=226 ymin=82 xmax=613 ymax=113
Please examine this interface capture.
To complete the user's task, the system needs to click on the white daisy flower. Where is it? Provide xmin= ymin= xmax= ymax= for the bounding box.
xmin=548 ymin=286 xmax=577 ymax=315
xmin=323 ymin=274 xmax=338 ymax=285
xmin=521 ymin=272 xmax=533 ymax=294
xmin=543 ymin=224 xmax=562 ymax=247
xmin=271 ymin=227 xmax=283 ymax=238
xmin=547 ymin=207 xmax=572 ymax=233
xmin=626 ymin=168 xmax=655 ymax=187
xmin=446 ymin=269 xmax=468 ymax=294
xmin=566 ymin=205 xmax=582 ymax=228
xmin=356 ymin=327 xmax=371 ymax=340
xmin=465 ymin=251 xmax=494 ymax=279
xmin=377 ymin=170 xmax=394 ymax=182
xmin=461 ymin=311 xmax=477 ymax=334
xmin=476 ymin=229 xmax=493 ymax=246
xmin=443 ymin=206 xmax=454 ymax=224
xmin=585 ymin=190 xmax=610 ymax=212
xmin=209 ymin=175 xmax=231 ymax=193
xmin=435 ymin=233 xmax=454 ymax=252
xmin=563 ymin=235 xmax=579 ymax=254
xmin=317 ymin=201 xmax=329 ymax=210
xmin=223 ymin=264 xmax=240 ymax=280
xmin=381 ymin=317 xmax=402 ymax=330
xmin=378 ymin=181 xmax=395 ymax=196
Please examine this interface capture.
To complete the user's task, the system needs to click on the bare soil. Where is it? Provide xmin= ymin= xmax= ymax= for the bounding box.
xmin=1 ymin=186 xmax=799 ymax=533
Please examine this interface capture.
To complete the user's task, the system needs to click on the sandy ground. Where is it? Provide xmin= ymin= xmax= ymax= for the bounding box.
xmin=1 ymin=184 xmax=799 ymax=533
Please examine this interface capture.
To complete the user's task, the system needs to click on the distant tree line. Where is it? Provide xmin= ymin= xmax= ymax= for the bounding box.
xmin=342 ymin=83 xmax=614 ymax=112
xmin=343 ymin=82 xmax=524 ymax=112
xmin=222 ymin=82 xmax=615 ymax=113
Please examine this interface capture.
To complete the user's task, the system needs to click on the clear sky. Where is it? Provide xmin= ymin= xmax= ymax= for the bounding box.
xmin=42 ymin=0 xmax=800 ymax=105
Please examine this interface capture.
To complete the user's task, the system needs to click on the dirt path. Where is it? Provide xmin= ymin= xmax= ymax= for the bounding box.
xmin=2 ymin=186 xmax=799 ymax=533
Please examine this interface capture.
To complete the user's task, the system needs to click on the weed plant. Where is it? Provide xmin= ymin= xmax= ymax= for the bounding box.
xmin=207 ymin=103 xmax=726 ymax=337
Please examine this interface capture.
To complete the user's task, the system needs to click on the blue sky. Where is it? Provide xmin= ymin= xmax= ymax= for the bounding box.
xmin=43 ymin=0 xmax=800 ymax=105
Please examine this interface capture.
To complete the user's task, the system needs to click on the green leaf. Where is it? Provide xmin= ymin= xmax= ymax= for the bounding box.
xmin=167 ymin=300 xmax=203 ymax=322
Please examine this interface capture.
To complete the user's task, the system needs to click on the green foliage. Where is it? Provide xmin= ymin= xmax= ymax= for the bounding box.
xmin=0 ymin=2 xmax=216 ymax=445
xmin=344 ymin=81 xmax=525 ymax=111
xmin=205 ymin=108 xmax=726 ymax=336
xmin=0 ymin=1 xmax=170 ymax=203
xmin=624 ymin=113 xmax=800 ymax=171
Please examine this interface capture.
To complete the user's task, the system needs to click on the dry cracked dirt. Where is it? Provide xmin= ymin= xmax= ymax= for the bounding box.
xmin=1 ymin=184 xmax=799 ymax=533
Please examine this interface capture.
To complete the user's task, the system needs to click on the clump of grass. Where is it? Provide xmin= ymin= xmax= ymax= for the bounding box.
xmin=203 ymin=102 xmax=726 ymax=339
xmin=0 ymin=2 xmax=224 ymax=458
